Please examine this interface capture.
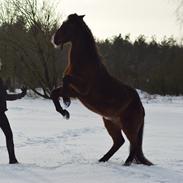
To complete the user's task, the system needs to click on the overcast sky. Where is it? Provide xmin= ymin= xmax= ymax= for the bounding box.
xmin=59 ymin=0 xmax=181 ymax=41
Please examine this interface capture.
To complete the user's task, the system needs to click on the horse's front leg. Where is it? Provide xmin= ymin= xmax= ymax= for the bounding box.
xmin=50 ymin=87 xmax=70 ymax=119
xmin=62 ymin=75 xmax=90 ymax=100
xmin=62 ymin=79 xmax=71 ymax=107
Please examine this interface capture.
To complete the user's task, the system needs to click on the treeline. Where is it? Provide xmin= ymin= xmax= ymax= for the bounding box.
xmin=0 ymin=0 xmax=66 ymax=98
xmin=98 ymin=35 xmax=183 ymax=95
xmin=0 ymin=0 xmax=183 ymax=97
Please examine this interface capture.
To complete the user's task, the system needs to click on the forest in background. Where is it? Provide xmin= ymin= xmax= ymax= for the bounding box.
xmin=98 ymin=34 xmax=183 ymax=95
xmin=0 ymin=0 xmax=183 ymax=98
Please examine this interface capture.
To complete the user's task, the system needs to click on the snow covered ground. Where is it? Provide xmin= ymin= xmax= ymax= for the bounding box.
xmin=0 ymin=93 xmax=183 ymax=183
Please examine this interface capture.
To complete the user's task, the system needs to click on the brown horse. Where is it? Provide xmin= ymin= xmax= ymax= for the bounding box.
xmin=51 ymin=14 xmax=153 ymax=166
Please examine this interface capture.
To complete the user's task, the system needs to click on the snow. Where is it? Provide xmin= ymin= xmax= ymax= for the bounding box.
xmin=0 ymin=94 xmax=183 ymax=183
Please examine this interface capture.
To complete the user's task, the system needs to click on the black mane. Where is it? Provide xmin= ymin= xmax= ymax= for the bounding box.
xmin=69 ymin=14 xmax=99 ymax=59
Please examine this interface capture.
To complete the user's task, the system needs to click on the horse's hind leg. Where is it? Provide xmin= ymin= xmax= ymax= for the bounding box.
xmin=134 ymin=122 xmax=153 ymax=166
xmin=123 ymin=130 xmax=138 ymax=166
xmin=124 ymin=123 xmax=153 ymax=166
xmin=99 ymin=117 xmax=125 ymax=162
xmin=122 ymin=107 xmax=153 ymax=166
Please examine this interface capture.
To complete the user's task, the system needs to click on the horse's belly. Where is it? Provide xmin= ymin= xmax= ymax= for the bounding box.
xmin=77 ymin=83 xmax=137 ymax=118
xmin=78 ymin=97 xmax=121 ymax=117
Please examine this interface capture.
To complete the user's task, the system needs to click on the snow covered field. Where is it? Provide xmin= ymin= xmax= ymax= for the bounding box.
xmin=0 ymin=94 xmax=183 ymax=183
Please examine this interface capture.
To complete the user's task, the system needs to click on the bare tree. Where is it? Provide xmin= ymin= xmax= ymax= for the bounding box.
xmin=0 ymin=0 xmax=63 ymax=98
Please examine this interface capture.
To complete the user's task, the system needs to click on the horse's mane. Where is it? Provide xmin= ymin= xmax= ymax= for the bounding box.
xmin=81 ymin=20 xmax=110 ymax=72
xmin=80 ymin=21 xmax=97 ymax=52
xmin=68 ymin=14 xmax=100 ymax=61
xmin=68 ymin=14 xmax=107 ymax=73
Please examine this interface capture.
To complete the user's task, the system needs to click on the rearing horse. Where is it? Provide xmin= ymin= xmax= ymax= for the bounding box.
xmin=51 ymin=14 xmax=153 ymax=166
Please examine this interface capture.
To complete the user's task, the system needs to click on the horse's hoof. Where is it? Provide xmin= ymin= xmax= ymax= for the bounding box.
xmin=62 ymin=109 xmax=70 ymax=119
xmin=63 ymin=97 xmax=71 ymax=108
xmin=123 ymin=161 xmax=132 ymax=166
xmin=98 ymin=157 xmax=108 ymax=162
xmin=9 ymin=159 xmax=19 ymax=164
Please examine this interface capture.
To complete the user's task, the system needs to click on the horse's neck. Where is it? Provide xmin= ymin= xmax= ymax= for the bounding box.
xmin=66 ymin=38 xmax=108 ymax=78
xmin=70 ymin=42 xmax=83 ymax=62
xmin=70 ymin=39 xmax=98 ymax=64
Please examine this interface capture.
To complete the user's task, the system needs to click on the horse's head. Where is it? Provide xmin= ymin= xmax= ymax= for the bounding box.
xmin=53 ymin=13 xmax=85 ymax=48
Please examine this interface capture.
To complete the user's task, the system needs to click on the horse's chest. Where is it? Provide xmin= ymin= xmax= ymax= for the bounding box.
xmin=64 ymin=66 xmax=72 ymax=75
xmin=64 ymin=65 xmax=82 ymax=76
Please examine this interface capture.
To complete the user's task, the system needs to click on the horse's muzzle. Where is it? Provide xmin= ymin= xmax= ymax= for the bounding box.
xmin=51 ymin=36 xmax=63 ymax=50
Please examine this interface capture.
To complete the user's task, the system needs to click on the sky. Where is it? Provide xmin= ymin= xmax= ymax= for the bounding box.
xmin=59 ymin=0 xmax=182 ymax=41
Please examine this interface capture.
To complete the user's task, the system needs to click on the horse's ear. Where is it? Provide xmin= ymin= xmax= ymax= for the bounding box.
xmin=79 ymin=15 xmax=85 ymax=19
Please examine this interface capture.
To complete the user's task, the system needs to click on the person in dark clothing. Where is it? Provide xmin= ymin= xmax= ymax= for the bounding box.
xmin=0 ymin=78 xmax=26 ymax=164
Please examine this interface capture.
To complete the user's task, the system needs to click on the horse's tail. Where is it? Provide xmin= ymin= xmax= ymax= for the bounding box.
xmin=135 ymin=120 xmax=153 ymax=165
